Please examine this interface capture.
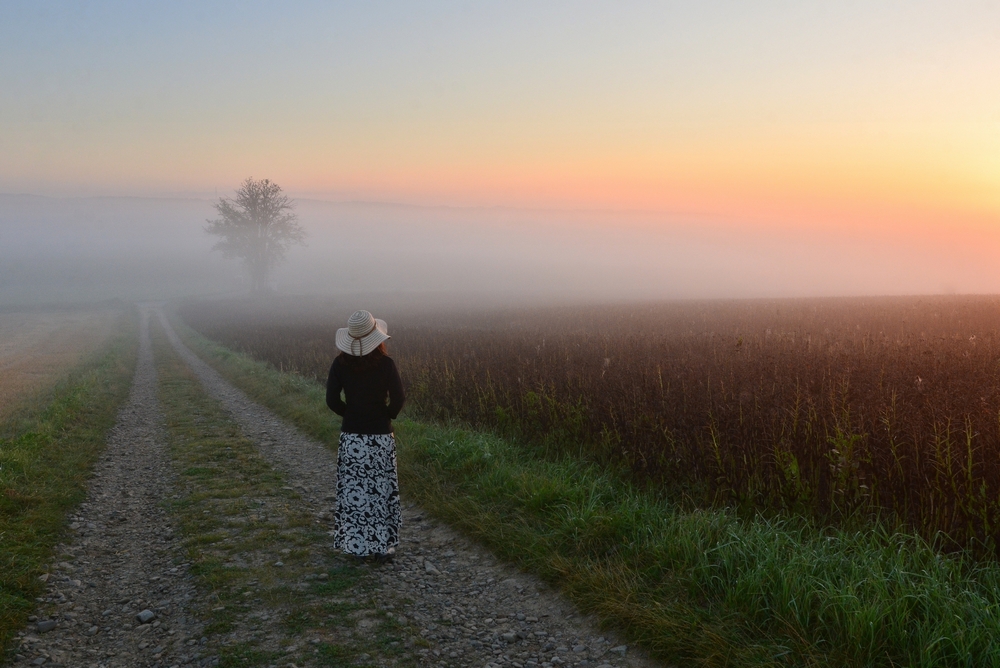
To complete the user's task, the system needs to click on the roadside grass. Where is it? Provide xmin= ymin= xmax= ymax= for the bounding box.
xmin=0 ymin=309 xmax=136 ymax=659
xmin=399 ymin=427 xmax=1000 ymax=667
xmin=171 ymin=313 xmax=1000 ymax=667
xmin=152 ymin=320 xmax=415 ymax=668
xmin=169 ymin=316 xmax=340 ymax=443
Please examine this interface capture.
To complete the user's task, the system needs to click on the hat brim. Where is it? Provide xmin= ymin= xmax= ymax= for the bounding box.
xmin=336 ymin=318 xmax=390 ymax=356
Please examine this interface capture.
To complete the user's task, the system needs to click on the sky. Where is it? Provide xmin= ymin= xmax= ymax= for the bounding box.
xmin=2 ymin=2 xmax=1000 ymax=300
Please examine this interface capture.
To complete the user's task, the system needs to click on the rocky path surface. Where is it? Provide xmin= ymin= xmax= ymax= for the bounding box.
xmin=157 ymin=310 xmax=659 ymax=668
xmin=11 ymin=308 xmax=214 ymax=668
xmin=12 ymin=309 xmax=663 ymax=668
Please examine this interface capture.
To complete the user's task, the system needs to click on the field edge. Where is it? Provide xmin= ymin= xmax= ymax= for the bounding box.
xmin=169 ymin=310 xmax=1000 ymax=668
xmin=0 ymin=307 xmax=138 ymax=660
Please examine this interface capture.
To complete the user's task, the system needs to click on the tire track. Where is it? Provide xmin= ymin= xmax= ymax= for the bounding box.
xmin=157 ymin=308 xmax=660 ymax=668
xmin=12 ymin=307 xmax=214 ymax=668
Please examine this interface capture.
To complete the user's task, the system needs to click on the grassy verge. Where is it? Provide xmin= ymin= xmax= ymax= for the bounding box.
xmin=0 ymin=309 xmax=137 ymax=658
xmin=170 ymin=314 xmax=1000 ymax=667
xmin=398 ymin=427 xmax=1000 ymax=667
xmin=152 ymin=319 xmax=415 ymax=667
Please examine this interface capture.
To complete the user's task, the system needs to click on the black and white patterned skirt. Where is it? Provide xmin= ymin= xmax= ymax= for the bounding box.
xmin=334 ymin=432 xmax=401 ymax=556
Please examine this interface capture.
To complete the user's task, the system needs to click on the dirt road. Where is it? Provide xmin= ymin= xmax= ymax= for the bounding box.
xmin=10 ymin=308 xmax=208 ymax=668
xmin=11 ymin=308 xmax=660 ymax=668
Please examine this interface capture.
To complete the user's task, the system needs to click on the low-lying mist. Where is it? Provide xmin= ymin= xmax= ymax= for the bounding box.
xmin=2 ymin=192 xmax=999 ymax=307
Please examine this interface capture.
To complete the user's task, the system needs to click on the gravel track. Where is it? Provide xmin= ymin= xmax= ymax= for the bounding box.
xmin=11 ymin=307 xmax=213 ymax=668
xmin=157 ymin=310 xmax=659 ymax=668
xmin=12 ymin=309 xmax=662 ymax=668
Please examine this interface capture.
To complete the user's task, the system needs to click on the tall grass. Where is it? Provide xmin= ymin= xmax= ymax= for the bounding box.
xmin=179 ymin=295 xmax=1000 ymax=555
xmin=399 ymin=424 xmax=1000 ymax=668
xmin=170 ymin=314 xmax=1000 ymax=667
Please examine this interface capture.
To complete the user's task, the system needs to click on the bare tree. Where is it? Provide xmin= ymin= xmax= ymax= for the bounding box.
xmin=206 ymin=178 xmax=305 ymax=295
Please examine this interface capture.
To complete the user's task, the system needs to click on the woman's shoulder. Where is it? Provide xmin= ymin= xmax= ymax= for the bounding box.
xmin=377 ymin=354 xmax=400 ymax=374
xmin=330 ymin=354 xmax=352 ymax=375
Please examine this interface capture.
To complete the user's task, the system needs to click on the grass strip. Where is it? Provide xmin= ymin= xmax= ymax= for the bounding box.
xmin=397 ymin=427 xmax=1000 ymax=668
xmin=152 ymin=319 xmax=415 ymax=668
xmin=171 ymin=313 xmax=1000 ymax=668
xmin=0 ymin=309 xmax=136 ymax=658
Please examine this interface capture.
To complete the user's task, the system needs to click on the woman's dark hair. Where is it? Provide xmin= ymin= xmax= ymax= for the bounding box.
xmin=337 ymin=342 xmax=387 ymax=370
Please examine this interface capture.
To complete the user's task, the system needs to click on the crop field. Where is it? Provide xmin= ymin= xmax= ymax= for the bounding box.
xmin=0 ymin=307 xmax=122 ymax=418
xmin=179 ymin=295 xmax=1000 ymax=556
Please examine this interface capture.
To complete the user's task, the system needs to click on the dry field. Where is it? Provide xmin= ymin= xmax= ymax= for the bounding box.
xmin=0 ymin=307 xmax=121 ymax=418
xmin=180 ymin=295 xmax=1000 ymax=555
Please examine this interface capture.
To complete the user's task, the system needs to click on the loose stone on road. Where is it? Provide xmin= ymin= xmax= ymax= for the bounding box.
xmin=11 ymin=308 xmax=213 ymax=668
xmin=158 ymin=309 xmax=660 ymax=668
xmin=12 ymin=307 xmax=663 ymax=667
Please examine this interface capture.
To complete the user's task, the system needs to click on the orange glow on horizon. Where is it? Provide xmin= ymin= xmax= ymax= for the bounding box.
xmin=259 ymin=118 xmax=1000 ymax=237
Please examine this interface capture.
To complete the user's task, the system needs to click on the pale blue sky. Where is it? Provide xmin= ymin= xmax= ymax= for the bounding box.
xmin=2 ymin=1 xmax=998 ymax=216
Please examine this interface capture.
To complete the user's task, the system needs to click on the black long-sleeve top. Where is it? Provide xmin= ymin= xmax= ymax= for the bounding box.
xmin=325 ymin=354 xmax=405 ymax=435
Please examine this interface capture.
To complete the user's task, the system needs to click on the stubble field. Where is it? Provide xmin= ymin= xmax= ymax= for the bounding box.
xmin=0 ymin=306 xmax=121 ymax=418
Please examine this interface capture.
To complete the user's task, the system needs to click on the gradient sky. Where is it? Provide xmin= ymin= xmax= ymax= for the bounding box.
xmin=3 ymin=1 xmax=1000 ymax=233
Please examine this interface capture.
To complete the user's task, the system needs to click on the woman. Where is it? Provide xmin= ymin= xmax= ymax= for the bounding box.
xmin=326 ymin=310 xmax=405 ymax=561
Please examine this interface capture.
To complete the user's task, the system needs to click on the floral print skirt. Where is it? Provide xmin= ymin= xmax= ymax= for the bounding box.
xmin=334 ymin=431 xmax=401 ymax=556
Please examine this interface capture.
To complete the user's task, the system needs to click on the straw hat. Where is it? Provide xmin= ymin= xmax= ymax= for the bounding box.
xmin=336 ymin=310 xmax=390 ymax=357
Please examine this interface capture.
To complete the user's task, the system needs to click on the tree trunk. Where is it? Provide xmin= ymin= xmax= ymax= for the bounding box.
xmin=249 ymin=260 xmax=269 ymax=296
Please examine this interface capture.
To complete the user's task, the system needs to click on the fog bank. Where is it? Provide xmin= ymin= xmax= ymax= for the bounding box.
xmin=2 ymin=193 xmax=998 ymax=306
